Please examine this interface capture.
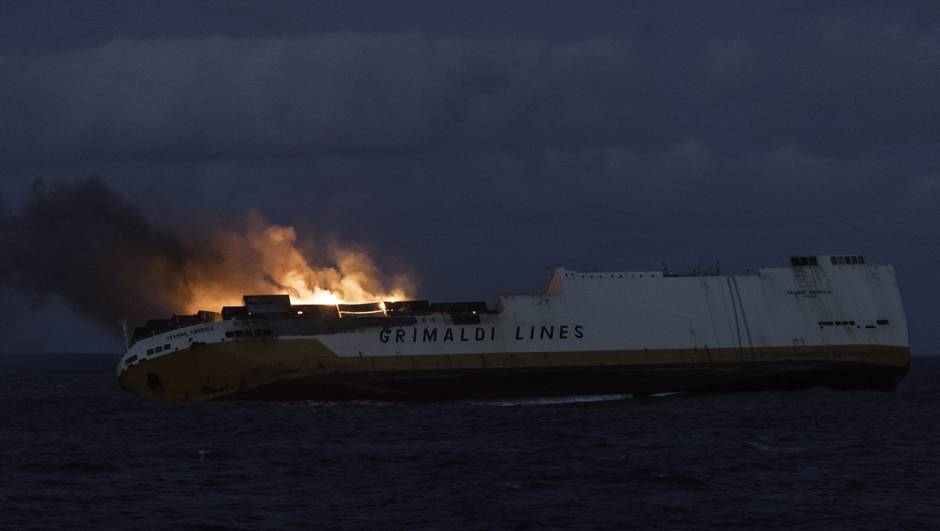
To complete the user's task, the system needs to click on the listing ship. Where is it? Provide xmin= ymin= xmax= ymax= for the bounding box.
xmin=117 ymin=255 xmax=911 ymax=402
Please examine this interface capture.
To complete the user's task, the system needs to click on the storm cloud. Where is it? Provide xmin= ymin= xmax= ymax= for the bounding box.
xmin=0 ymin=3 xmax=938 ymax=353
xmin=3 ymin=23 xmax=940 ymax=160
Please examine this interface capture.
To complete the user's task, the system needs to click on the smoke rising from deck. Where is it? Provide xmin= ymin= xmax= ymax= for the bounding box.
xmin=0 ymin=178 xmax=412 ymax=335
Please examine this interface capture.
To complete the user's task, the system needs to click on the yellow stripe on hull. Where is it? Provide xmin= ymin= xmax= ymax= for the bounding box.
xmin=118 ymin=339 xmax=911 ymax=403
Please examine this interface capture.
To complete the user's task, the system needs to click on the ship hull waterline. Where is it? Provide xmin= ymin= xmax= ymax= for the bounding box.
xmin=117 ymin=339 xmax=910 ymax=403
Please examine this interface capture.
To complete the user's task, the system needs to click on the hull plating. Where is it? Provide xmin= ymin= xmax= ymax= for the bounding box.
xmin=118 ymin=340 xmax=910 ymax=402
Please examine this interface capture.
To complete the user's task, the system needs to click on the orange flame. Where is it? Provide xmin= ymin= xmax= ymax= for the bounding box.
xmin=181 ymin=214 xmax=411 ymax=313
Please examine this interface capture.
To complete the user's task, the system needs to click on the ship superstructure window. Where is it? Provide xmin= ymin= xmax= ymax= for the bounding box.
xmin=877 ymin=319 xmax=890 ymax=325
xmin=791 ymin=256 xmax=818 ymax=267
xmin=224 ymin=329 xmax=271 ymax=338
xmin=818 ymin=320 xmax=857 ymax=327
xmin=830 ymin=255 xmax=866 ymax=265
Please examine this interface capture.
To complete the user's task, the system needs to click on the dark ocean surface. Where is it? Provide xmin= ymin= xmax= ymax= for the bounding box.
xmin=2 ymin=354 xmax=939 ymax=530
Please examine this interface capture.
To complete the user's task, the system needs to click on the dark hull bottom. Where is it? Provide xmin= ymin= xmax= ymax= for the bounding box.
xmin=226 ymin=361 xmax=910 ymax=402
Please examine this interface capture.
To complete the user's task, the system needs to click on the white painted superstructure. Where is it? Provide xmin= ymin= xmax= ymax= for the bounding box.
xmin=313 ymin=256 xmax=907 ymax=358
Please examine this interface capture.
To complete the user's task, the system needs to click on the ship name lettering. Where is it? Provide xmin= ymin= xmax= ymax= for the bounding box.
xmin=513 ymin=325 xmax=584 ymax=341
xmin=380 ymin=325 xmax=583 ymax=344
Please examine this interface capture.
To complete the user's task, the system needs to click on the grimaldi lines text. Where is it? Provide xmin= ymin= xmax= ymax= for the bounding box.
xmin=379 ymin=324 xmax=585 ymax=344
xmin=117 ymin=255 xmax=911 ymax=402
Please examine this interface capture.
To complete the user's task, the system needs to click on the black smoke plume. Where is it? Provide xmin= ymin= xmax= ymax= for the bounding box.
xmin=0 ymin=178 xmax=413 ymax=337
xmin=1 ymin=178 xmax=199 ymax=333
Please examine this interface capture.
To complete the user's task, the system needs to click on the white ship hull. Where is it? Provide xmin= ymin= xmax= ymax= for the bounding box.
xmin=117 ymin=255 xmax=911 ymax=402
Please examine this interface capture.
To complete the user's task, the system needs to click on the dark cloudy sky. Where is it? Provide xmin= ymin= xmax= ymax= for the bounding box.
xmin=1 ymin=1 xmax=938 ymax=354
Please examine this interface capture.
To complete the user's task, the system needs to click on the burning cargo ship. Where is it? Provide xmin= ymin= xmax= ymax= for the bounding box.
xmin=117 ymin=255 xmax=910 ymax=402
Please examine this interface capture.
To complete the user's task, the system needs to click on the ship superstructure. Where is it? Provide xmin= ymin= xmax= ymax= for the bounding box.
xmin=117 ymin=255 xmax=911 ymax=402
